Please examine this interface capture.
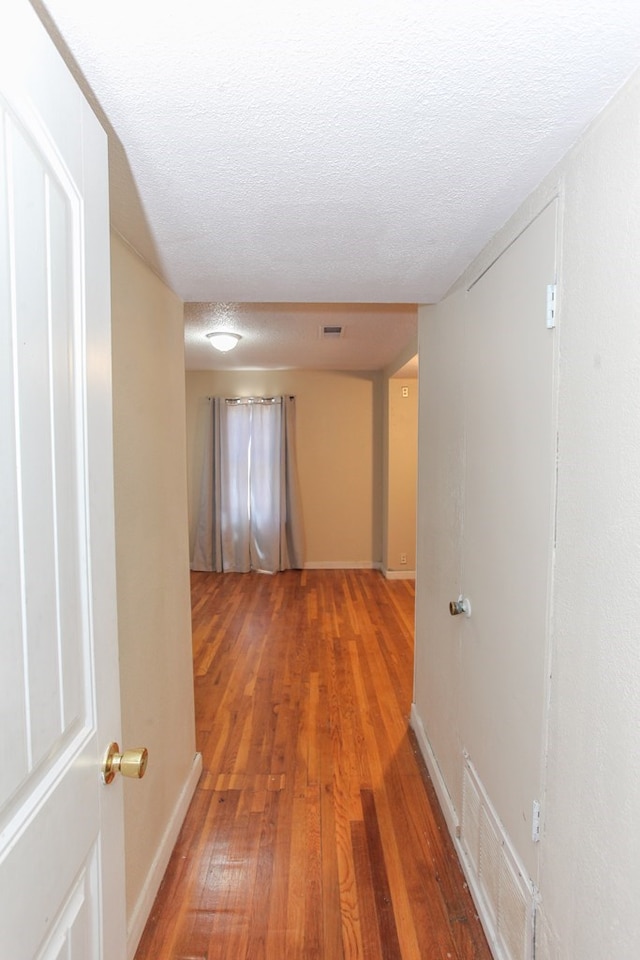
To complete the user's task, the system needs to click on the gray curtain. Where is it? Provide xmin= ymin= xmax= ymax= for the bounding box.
xmin=191 ymin=396 xmax=304 ymax=573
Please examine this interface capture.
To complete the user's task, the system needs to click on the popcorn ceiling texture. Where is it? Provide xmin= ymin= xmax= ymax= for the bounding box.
xmin=183 ymin=301 xmax=417 ymax=371
xmin=42 ymin=0 xmax=640 ymax=310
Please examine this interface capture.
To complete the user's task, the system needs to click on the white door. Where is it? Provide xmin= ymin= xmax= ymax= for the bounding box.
xmin=0 ymin=2 xmax=127 ymax=958
xmin=460 ymin=202 xmax=557 ymax=879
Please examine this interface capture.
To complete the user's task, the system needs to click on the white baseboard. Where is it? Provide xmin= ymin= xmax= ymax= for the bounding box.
xmin=459 ymin=756 xmax=535 ymax=960
xmin=410 ymin=704 xmax=460 ymax=840
xmin=383 ymin=569 xmax=416 ymax=580
xmin=127 ymin=751 xmax=203 ymax=960
xmin=303 ymin=560 xmax=382 ymax=570
xmin=411 ymin=705 xmax=533 ymax=960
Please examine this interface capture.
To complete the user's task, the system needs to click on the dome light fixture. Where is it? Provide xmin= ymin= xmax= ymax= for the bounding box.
xmin=206 ymin=331 xmax=241 ymax=352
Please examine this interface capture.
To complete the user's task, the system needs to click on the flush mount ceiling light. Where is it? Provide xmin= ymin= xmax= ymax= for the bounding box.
xmin=206 ymin=332 xmax=241 ymax=352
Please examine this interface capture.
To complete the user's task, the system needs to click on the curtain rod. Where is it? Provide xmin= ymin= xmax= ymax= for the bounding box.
xmin=206 ymin=395 xmax=295 ymax=404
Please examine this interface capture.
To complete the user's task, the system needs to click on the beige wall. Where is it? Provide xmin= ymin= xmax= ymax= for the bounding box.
xmin=185 ymin=369 xmax=383 ymax=566
xmin=385 ymin=378 xmax=417 ymax=572
xmin=110 ymin=233 xmax=197 ymax=948
xmin=414 ymin=69 xmax=640 ymax=959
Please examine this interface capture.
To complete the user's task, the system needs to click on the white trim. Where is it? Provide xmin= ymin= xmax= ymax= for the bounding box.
xmin=410 ymin=704 xmax=460 ymax=840
xmin=383 ymin=569 xmax=416 ymax=580
xmin=459 ymin=756 xmax=535 ymax=960
xmin=458 ymin=856 xmax=508 ymax=960
xmin=302 ymin=560 xmax=382 ymax=570
xmin=410 ymin=707 xmax=497 ymax=953
xmin=127 ymin=752 xmax=203 ymax=960
xmin=411 ymin=705 xmax=536 ymax=960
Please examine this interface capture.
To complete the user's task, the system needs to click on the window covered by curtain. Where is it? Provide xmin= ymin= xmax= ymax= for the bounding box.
xmin=192 ymin=396 xmax=304 ymax=573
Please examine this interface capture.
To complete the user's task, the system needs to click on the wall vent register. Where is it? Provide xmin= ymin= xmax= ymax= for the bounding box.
xmin=321 ymin=325 xmax=344 ymax=339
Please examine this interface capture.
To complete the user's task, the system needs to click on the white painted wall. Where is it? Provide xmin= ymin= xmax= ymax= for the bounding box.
xmin=535 ymin=72 xmax=640 ymax=960
xmin=414 ymin=68 xmax=640 ymax=959
xmin=110 ymin=233 xmax=200 ymax=956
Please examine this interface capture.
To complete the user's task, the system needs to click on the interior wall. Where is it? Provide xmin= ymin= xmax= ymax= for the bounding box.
xmin=110 ymin=233 xmax=198 ymax=946
xmin=414 ymin=292 xmax=466 ymax=812
xmin=185 ymin=368 xmax=383 ymax=567
xmin=385 ymin=377 xmax=418 ymax=573
xmin=536 ymin=68 xmax=640 ymax=960
xmin=414 ymin=67 xmax=640 ymax=960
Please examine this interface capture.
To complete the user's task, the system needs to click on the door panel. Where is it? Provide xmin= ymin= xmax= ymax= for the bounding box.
xmin=0 ymin=2 xmax=125 ymax=957
xmin=461 ymin=202 xmax=557 ymax=877
xmin=413 ymin=294 xmax=467 ymax=799
xmin=38 ymin=850 xmax=98 ymax=960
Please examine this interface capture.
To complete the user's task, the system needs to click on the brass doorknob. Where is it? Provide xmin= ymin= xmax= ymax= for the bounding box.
xmin=102 ymin=742 xmax=149 ymax=785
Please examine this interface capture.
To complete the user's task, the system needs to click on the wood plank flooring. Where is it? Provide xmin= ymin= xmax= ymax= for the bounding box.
xmin=134 ymin=569 xmax=492 ymax=960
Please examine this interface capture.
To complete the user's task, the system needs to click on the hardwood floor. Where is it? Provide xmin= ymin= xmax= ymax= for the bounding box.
xmin=134 ymin=569 xmax=492 ymax=960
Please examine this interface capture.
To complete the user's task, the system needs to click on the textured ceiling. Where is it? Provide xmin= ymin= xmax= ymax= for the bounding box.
xmin=184 ymin=302 xmax=417 ymax=371
xmin=35 ymin=0 xmax=640 ymax=369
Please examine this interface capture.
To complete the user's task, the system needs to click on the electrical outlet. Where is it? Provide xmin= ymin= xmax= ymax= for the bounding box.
xmin=400 ymin=553 xmax=407 ymax=564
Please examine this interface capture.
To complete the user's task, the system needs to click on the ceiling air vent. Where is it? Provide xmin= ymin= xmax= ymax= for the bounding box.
xmin=321 ymin=325 xmax=344 ymax=339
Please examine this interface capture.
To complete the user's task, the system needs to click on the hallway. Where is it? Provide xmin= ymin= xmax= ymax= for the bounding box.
xmin=134 ymin=569 xmax=491 ymax=959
